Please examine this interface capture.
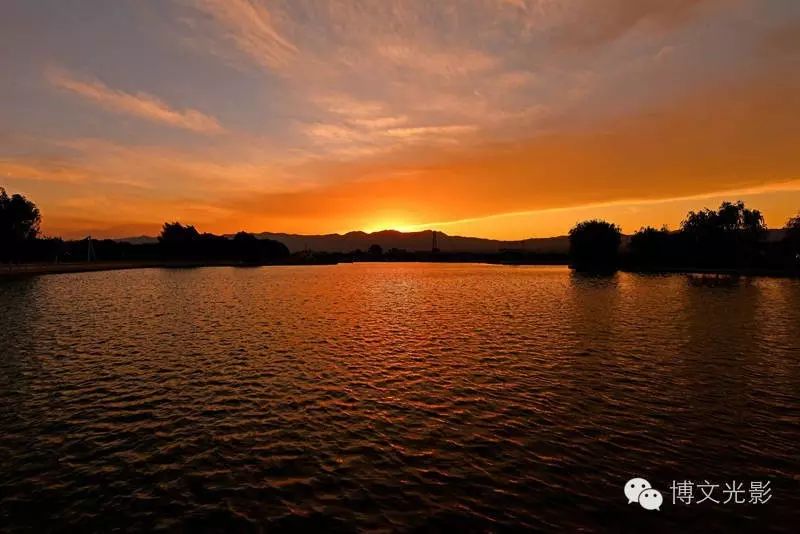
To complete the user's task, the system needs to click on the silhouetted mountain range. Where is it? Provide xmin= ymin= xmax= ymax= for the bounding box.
xmin=116 ymin=228 xmax=790 ymax=255
xmin=117 ymin=229 xmax=571 ymax=254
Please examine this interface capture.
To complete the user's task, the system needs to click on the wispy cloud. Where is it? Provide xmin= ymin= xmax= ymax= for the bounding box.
xmin=508 ymin=0 xmax=717 ymax=48
xmin=5 ymin=0 xmax=798 ymax=239
xmin=188 ymin=0 xmax=297 ymax=71
xmin=301 ymin=92 xmax=478 ymax=155
xmin=377 ymin=44 xmax=497 ymax=77
xmin=383 ymin=125 xmax=478 ymax=138
xmin=0 ymin=158 xmax=90 ymax=184
xmin=45 ymin=67 xmax=225 ymax=134
xmin=352 ymin=116 xmax=409 ymax=129
xmin=312 ymin=94 xmax=387 ymax=119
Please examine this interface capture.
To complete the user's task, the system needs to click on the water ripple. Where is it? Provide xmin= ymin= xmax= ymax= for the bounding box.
xmin=1 ymin=265 xmax=799 ymax=531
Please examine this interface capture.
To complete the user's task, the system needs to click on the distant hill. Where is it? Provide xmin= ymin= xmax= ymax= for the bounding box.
xmin=250 ymin=230 xmax=569 ymax=254
xmin=114 ymin=235 xmax=159 ymax=245
xmin=115 ymin=229 xmax=569 ymax=254
xmin=114 ymin=228 xmax=788 ymax=254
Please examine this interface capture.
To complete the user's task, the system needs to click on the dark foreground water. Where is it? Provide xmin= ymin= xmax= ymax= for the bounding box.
xmin=1 ymin=264 xmax=799 ymax=532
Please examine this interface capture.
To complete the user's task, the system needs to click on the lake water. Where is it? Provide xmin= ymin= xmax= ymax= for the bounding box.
xmin=1 ymin=264 xmax=799 ymax=531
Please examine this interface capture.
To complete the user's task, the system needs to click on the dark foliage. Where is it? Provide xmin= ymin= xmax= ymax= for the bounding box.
xmin=629 ymin=226 xmax=672 ymax=267
xmin=0 ymin=188 xmax=42 ymax=262
xmin=784 ymin=213 xmax=800 ymax=268
xmin=157 ymin=223 xmax=289 ymax=263
xmin=620 ymin=200 xmax=793 ymax=272
xmin=159 ymin=222 xmax=200 ymax=243
xmin=679 ymin=201 xmax=766 ymax=267
xmin=3 ymin=214 xmax=288 ymax=264
xmin=568 ymin=220 xmax=622 ymax=273
xmin=785 ymin=213 xmax=800 ymax=251
xmin=4 ymin=188 xmax=800 ymax=274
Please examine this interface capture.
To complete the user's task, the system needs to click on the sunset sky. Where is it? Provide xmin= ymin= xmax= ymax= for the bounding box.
xmin=2 ymin=0 xmax=800 ymax=239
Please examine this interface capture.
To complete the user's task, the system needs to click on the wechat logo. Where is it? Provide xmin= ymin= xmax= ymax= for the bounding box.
xmin=625 ymin=477 xmax=663 ymax=511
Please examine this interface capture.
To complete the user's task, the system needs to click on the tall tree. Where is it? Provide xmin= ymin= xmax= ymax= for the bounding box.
xmin=681 ymin=200 xmax=766 ymax=267
xmin=158 ymin=222 xmax=199 ymax=243
xmin=785 ymin=212 xmax=800 ymax=256
xmin=629 ymin=226 xmax=671 ymax=267
xmin=682 ymin=201 xmax=766 ymax=235
xmin=0 ymin=188 xmax=41 ymax=261
xmin=0 ymin=187 xmax=41 ymax=241
xmin=568 ymin=220 xmax=622 ymax=272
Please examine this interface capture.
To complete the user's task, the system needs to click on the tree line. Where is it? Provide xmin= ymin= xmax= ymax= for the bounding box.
xmin=3 ymin=187 xmax=800 ymax=273
xmin=0 ymin=187 xmax=289 ymax=264
xmin=157 ymin=222 xmax=289 ymax=262
xmin=569 ymin=201 xmax=800 ymax=273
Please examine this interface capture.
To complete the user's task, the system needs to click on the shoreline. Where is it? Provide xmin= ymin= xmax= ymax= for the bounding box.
xmin=619 ymin=265 xmax=800 ymax=279
xmin=2 ymin=260 xmax=798 ymax=279
xmin=0 ymin=260 xmax=292 ymax=278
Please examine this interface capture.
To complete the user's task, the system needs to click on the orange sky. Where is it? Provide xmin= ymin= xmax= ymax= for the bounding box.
xmin=1 ymin=0 xmax=799 ymax=239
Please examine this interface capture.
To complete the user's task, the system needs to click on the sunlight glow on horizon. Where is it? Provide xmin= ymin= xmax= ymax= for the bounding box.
xmin=2 ymin=1 xmax=800 ymax=239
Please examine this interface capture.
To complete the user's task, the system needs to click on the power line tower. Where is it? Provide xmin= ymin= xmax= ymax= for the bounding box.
xmin=431 ymin=230 xmax=440 ymax=253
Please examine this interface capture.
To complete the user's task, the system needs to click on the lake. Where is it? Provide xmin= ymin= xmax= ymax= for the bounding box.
xmin=1 ymin=264 xmax=798 ymax=531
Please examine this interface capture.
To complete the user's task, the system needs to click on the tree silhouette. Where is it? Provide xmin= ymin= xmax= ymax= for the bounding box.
xmin=629 ymin=226 xmax=671 ymax=267
xmin=232 ymin=231 xmax=289 ymax=262
xmin=159 ymin=222 xmax=199 ymax=243
xmin=682 ymin=201 xmax=766 ymax=235
xmin=0 ymin=187 xmax=41 ymax=261
xmin=158 ymin=222 xmax=199 ymax=258
xmin=785 ymin=212 xmax=800 ymax=258
xmin=233 ymin=231 xmax=257 ymax=242
xmin=368 ymin=244 xmax=383 ymax=257
xmin=156 ymin=222 xmax=289 ymax=262
xmin=568 ymin=220 xmax=622 ymax=272
xmin=681 ymin=200 xmax=766 ymax=267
